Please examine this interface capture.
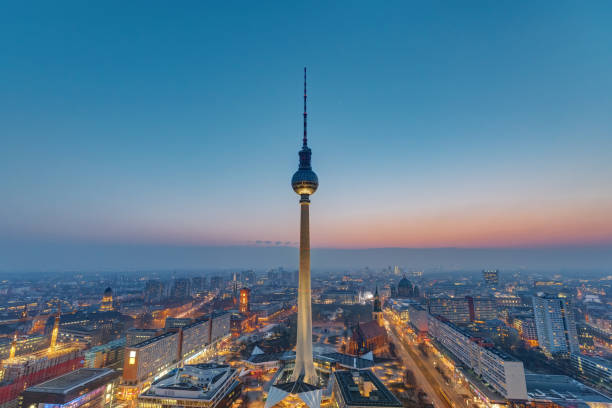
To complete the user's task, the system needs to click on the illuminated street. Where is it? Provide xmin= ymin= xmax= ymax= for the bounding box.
xmin=384 ymin=311 xmax=472 ymax=408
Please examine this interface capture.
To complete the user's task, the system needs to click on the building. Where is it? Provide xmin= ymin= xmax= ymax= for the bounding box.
xmin=483 ymin=270 xmax=499 ymax=287
xmin=126 ymin=328 xmax=160 ymax=346
xmin=0 ymin=345 xmax=84 ymax=407
xmin=19 ymin=368 xmax=119 ymax=408
xmin=406 ymin=303 xmax=429 ymax=338
xmin=428 ymin=296 xmax=470 ymax=324
xmin=348 ymin=321 xmax=388 ymax=356
xmin=58 ymin=326 xmax=102 ymax=346
xmin=428 ymin=314 xmax=527 ymax=400
xmin=397 ymin=276 xmax=414 ymax=298
xmin=120 ymin=331 xmax=181 ymax=400
xmin=210 ymin=312 xmax=231 ymax=344
xmin=209 ymin=276 xmax=223 ymax=290
xmin=524 ymin=373 xmax=611 ymax=407
xmin=144 ymin=280 xmax=165 ymax=304
xmin=532 ymin=294 xmax=579 ymax=355
xmin=192 ymin=276 xmax=206 ymax=294
xmin=570 ymin=353 xmax=612 ymax=394
xmin=84 ymin=338 xmax=125 ymax=369
xmin=331 ymin=370 xmax=402 ymax=408
xmin=0 ymin=335 xmax=48 ymax=360
xmin=180 ymin=318 xmax=211 ymax=360
xmin=136 ymin=363 xmax=241 ymax=408
xmin=466 ymin=296 xmax=498 ymax=322
xmin=239 ymin=288 xmax=251 ymax=313
xmin=164 ymin=317 xmax=192 ymax=329
xmin=100 ymin=287 xmax=113 ymax=312
xmin=511 ymin=315 xmax=538 ymax=347
xmin=172 ymin=278 xmax=191 ymax=299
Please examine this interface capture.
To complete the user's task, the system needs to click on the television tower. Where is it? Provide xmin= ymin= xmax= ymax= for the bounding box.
xmin=290 ymin=67 xmax=319 ymax=384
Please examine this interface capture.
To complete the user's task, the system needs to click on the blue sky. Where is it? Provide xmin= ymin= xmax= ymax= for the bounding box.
xmin=1 ymin=1 xmax=611 ymax=266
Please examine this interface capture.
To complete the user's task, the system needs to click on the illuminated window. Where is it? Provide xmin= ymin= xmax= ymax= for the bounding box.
xmin=129 ymin=350 xmax=136 ymax=365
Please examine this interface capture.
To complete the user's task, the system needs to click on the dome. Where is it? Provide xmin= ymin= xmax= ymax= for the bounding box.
xmin=104 ymin=287 xmax=112 ymax=295
xmin=292 ymin=169 xmax=319 ymax=195
xmin=398 ymin=277 xmax=411 ymax=288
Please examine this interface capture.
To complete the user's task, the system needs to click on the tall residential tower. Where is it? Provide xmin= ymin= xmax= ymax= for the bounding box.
xmin=290 ymin=67 xmax=319 ymax=385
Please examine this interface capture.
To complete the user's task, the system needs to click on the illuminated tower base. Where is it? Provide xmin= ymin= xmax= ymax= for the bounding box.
xmin=291 ymin=197 xmax=316 ymax=383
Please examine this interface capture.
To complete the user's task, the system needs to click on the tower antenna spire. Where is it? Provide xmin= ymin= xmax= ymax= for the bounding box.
xmin=303 ymin=67 xmax=307 ymax=147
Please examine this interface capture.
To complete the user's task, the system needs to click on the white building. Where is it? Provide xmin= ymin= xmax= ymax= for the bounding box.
xmin=428 ymin=315 xmax=527 ymax=400
xmin=532 ymin=294 xmax=579 ymax=355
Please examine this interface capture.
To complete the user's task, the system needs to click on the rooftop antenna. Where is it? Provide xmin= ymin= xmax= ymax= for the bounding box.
xmin=303 ymin=67 xmax=307 ymax=147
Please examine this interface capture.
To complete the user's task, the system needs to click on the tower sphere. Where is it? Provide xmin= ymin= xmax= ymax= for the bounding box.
xmin=292 ymin=166 xmax=318 ymax=195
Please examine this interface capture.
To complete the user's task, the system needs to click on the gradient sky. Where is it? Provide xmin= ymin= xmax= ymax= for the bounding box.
xmin=1 ymin=1 xmax=612 ymax=255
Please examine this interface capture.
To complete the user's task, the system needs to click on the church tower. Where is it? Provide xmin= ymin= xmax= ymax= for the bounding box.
xmin=372 ymin=286 xmax=383 ymax=326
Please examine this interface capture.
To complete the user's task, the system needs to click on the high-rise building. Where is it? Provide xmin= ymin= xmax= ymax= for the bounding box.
xmin=100 ymin=287 xmax=113 ymax=311
xmin=532 ymin=294 xmax=579 ymax=355
xmin=466 ymin=296 xmax=498 ymax=322
xmin=428 ymin=296 xmax=471 ymax=324
xmin=483 ymin=269 xmax=500 ymax=287
xmin=172 ymin=278 xmax=191 ymax=299
xmin=144 ymin=280 xmax=164 ymax=304
xmin=192 ymin=276 xmax=206 ymax=293
xmin=210 ymin=276 xmax=223 ymax=290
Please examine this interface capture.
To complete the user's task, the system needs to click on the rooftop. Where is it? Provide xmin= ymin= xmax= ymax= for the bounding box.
xmin=25 ymin=368 xmax=118 ymax=394
xmin=334 ymin=370 xmax=401 ymax=407
xmin=129 ymin=331 xmax=177 ymax=349
xmin=142 ymin=363 xmax=237 ymax=401
xmin=525 ymin=374 xmax=611 ymax=404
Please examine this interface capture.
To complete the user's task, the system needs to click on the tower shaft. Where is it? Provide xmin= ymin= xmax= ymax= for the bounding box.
xmin=292 ymin=200 xmax=316 ymax=384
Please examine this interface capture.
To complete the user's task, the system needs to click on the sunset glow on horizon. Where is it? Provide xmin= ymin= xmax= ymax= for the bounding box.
xmin=1 ymin=2 xmax=611 ymax=261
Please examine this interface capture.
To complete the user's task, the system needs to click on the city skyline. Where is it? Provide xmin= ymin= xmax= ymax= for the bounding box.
xmin=2 ymin=2 xmax=612 ymax=270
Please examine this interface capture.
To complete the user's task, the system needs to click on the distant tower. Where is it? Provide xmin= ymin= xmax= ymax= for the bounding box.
xmin=233 ymin=272 xmax=239 ymax=306
xmin=483 ymin=269 xmax=499 ymax=287
xmin=240 ymin=288 xmax=251 ymax=313
xmin=49 ymin=307 xmax=60 ymax=351
xmin=372 ymin=286 xmax=383 ymax=326
xmin=9 ymin=332 xmax=17 ymax=359
xmin=290 ymin=67 xmax=319 ymax=385
xmin=100 ymin=287 xmax=114 ymax=311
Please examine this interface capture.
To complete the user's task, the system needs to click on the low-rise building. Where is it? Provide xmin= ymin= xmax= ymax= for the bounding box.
xmin=525 ymin=373 xmax=611 ymax=407
xmin=136 ymin=363 xmax=241 ymax=408
xmin=570 ymin=353 xmax=612 ymax=394
xmin=19 ymin=368 xmax=119 ymax=408
xmin=331 ymin=369 xmax=402 ymax=408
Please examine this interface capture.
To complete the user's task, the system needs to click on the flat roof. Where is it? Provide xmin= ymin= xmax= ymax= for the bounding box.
xmin=142 ymin=363 xmax=236 ymax=401
xmin=130 ymin=331 xmax=177 ymax=349
xmin=25 ymin=368 xmax=117 ymax=394
xmin=334 ymin=370 xmax=402 ymax=407
xmin=525 ymin=374 xmax=612 ymax=403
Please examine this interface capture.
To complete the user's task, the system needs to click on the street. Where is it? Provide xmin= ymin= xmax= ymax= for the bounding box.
xmin=384 ymin=312 xmax=469 ymax=408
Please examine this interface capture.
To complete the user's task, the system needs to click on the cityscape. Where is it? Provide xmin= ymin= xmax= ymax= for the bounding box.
xmin=1 ymin=3 xmax=612 ymax=408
